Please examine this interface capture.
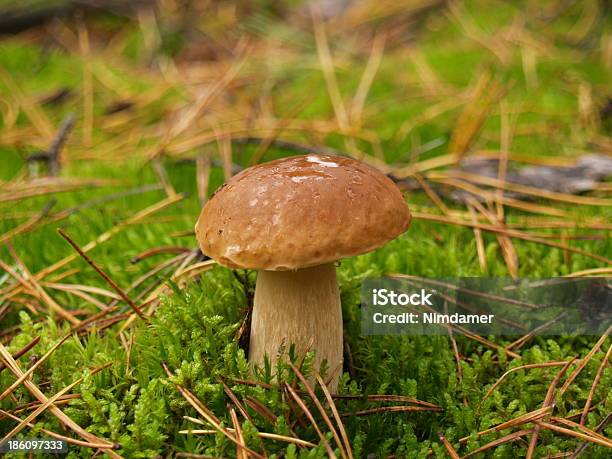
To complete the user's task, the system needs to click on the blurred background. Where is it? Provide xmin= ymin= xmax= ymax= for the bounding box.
xmin=1 ymin=0 xmax=609 ymax=166
xmin=1 ymin=0 xmax=610 ymax=278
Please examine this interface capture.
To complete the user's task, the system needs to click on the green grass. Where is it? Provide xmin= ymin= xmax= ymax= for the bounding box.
xmin=0 ymin=0 xmax=611 ymax=457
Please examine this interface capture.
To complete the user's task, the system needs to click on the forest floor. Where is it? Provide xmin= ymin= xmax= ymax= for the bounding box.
xmin=0 ymin=0 xmax=611 ymax=457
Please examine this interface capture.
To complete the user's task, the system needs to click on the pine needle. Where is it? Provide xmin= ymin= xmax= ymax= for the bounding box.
xmin=229 ymin=408 xmax=249 ymax=459
xmin=0 ymin=336 xmax=40 ymax=374
xmin=288 ymin=363 xmax=346 ymax=458
xmin=559 ymin=327 xmax=610 ymax=397
xmin=1 ymin=362 xmax=111 ymax=442
xmin=161 ymin=362 xmax=264 ymax=459
xmin=339 ymin=405 xmax=442 ymax=417
xmin=220 ymin=379 xmax=253 ymax=423
xmin=579 ymin=343 xmax=612 ymax=425
xmin=179 ymin=428 xmax=317 ymax=448
xmin=536 ymin=421 xmax=612 ymax=449
xmin=410 ymin=212 xmax=612 ymax=265
xmin=351 ymin=32 xmax=386 ymax=125
xmin=316 ymin=375 xmax=353 ymax=459
xmin=438 ymin=433 xmax=460 ymax=459
xmin=0 ymin=342 xmax=121 ymax=458
xmin=284 ymin=382 xmax=337 ymax=458
xmin=0 ymin=334 xmax=71 ymax=402
xmin=196 ymin=149 xmax=212 ymax=205
xmin=57 ymin=229 xmax=148 ymax=322
xmin=462 ymin=429 xmax=532 ymax=458
xmin=526 ymin=358 xmax=576 ymax=458
xmin=481 ymin=361 xmax=574 ymax=402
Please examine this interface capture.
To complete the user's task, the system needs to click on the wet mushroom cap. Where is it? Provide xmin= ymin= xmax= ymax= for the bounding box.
xmin=195 ymin=154 xmax=411 ymax=270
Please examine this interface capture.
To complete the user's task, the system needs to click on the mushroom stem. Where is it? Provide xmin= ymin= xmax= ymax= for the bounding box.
xmin=249 ymin=263 xmax=343 ymax=391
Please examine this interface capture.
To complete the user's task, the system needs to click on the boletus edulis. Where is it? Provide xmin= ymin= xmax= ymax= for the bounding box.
xmin=195 ymin=154 xmax=410 ymax=391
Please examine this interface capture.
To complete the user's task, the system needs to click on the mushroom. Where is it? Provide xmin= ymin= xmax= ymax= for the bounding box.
xmin=195 ymin=154 xmax=410 ymax=391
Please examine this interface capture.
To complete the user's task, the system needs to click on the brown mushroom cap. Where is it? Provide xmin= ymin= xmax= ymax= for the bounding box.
xmin=195 ymin=154 xmax=411 ymax=270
